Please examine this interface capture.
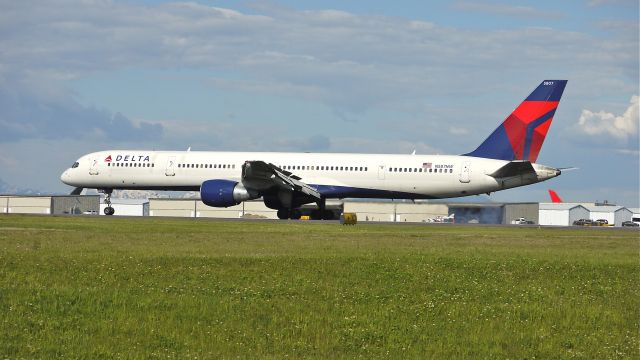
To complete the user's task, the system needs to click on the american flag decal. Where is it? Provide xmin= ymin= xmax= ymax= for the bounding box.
xmin=422 ymin=162 xmax=432 ymax=169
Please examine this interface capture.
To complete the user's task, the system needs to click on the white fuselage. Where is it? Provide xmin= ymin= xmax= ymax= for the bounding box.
xmin=61 ymin=150 xmax=559 ymax=200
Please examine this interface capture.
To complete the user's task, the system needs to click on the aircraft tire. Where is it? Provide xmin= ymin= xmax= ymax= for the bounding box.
xmin=323 ymin=210 xmax=335 ymax=220
xmin=277 ymin=209 xmax=289 ymax=220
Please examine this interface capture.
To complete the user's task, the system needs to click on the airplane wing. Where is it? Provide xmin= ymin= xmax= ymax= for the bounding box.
xmin=241 ymin=161 xmax=321 ymax=199
xmin=489 ymin=160 xmax=536 ymax=178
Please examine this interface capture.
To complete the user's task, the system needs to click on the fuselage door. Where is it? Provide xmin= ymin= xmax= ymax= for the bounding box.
xmin=377 ymin=165 xmax=386 ymax=180
xmin=89 ymin=158 xmax=99 ymax=175
xmin=459 ymin=162 xmax=471 ymax=183
xmin=165 ymin=156 xmax=176 ymax=176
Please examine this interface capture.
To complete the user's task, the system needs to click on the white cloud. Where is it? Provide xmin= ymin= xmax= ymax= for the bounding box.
xmin=1 ymin=1 xmax=636 ymax=113
xmin=454 ymin=2 xmax=563 ymax=18
xmin=449 ymin=126 xmax=469 ymax=135
xmin=576 ymin=95 xmax=639 ymax=140
xmin=588 ymin=0 xmax=638 ymax=7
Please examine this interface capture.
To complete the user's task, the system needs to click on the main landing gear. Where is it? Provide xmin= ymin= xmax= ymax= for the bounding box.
xmin=277 ymin=208 xmax=301 ymax=220
xmin=102 ymin=189 xmax=115 ymax=216
xmin=275 ymin=198 xmax=335 ymax=220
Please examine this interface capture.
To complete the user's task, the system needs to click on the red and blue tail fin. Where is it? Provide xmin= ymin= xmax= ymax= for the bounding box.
xmin=465 ymin=80 xmax=567 ymax=162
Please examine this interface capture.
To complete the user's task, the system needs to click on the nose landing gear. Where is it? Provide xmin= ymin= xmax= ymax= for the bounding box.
xmin=101 ymin=189 xmax=115 ymax=215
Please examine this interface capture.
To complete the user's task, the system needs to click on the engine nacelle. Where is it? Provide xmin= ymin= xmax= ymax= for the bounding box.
xmin=200 ymin=180 xmax=259 ymax=208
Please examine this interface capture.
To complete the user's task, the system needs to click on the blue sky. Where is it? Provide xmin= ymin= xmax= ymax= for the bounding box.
xmin=0 ymin=0 xmax=638 ymax=206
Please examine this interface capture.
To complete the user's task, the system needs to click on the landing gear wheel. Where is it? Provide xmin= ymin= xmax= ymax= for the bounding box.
xmin=277 ymin=209 xmax=289 ymax=220
xmin=323 ymin=210 xmax=334 ymax=220
xmin=101 ymin=189 xmax=114 ymax=216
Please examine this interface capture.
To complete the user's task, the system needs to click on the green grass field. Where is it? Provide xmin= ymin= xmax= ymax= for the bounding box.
xmin=0 ymin=215 xmax=638 ymax=358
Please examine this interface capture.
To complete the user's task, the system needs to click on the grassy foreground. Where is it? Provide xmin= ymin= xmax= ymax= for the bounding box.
xmin=0 ymin=215 xmax=638 ymax=358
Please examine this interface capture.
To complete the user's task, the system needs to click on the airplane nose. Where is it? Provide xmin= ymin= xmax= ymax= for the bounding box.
xmin=60 ymin=169 xmax=70 ymax=184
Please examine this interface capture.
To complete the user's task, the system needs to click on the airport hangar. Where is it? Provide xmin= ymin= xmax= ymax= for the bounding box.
xmin=1 ymin=194 xmax=637 ymax=226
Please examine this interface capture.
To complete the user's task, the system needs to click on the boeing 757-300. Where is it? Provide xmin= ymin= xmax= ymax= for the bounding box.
xmin=61 ymin=80 xmax=568 ymax=219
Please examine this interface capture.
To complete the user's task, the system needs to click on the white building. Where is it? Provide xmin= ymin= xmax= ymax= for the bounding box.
xmin=147 ymin=199 xmax=278 ymax=219
xmin=0 ymin=195 xmax=52 ymax=214
xmin=539 ymin=203 xmax=589 ymax=226
xmin=584 ymin=205 xmax=632 ymax=227
xmin=343 ymin=201 xmax=448 ymax=222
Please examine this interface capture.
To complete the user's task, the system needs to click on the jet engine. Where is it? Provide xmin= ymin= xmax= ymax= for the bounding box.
xmin=200 ymin=180 xmax=259 ymax=207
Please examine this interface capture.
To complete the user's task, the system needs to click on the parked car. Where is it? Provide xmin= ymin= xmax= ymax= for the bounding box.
xmin=594 ymin=219 xmax=609 ymax=226
xmin=622 ymin=221 xmax=639 ymax=227
xmin=573 ymin=219 xmax=595 ymax=226
xmin=511 ymin=217 xmax=536 ymax=225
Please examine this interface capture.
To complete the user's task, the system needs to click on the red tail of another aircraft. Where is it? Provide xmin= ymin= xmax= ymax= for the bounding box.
xmin=548 ymin=189 xmax=563 ymax=203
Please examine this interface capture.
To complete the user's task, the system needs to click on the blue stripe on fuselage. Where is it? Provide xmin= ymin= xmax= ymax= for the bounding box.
xmin=312 ymin=184 xmax=438 ymax=200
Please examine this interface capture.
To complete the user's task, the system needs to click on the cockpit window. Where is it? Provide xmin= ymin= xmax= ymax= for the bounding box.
xmin=71 ymin=162 xmax=79 ymax=168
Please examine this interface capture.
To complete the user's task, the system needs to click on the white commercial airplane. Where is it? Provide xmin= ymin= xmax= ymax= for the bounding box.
xmin=61 ymin=80 xmax=568 ymax=219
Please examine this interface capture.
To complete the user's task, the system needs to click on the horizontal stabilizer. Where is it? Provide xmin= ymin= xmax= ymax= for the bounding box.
xmin=489 ymin=161 xmax=535 ymax=178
